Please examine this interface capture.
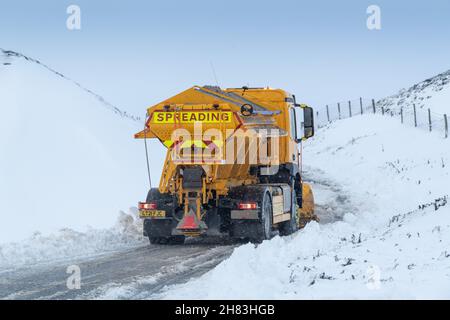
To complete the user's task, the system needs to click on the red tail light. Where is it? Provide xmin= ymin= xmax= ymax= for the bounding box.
xmin=139 ymin=202 xmax=157 ymax=210
xmin=238 ymin=202 xmax=257 ymax=210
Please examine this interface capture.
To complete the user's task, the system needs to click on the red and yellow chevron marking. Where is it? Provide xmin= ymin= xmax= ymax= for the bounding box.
xmin=162 ymin=140 xmax=223 ymax=149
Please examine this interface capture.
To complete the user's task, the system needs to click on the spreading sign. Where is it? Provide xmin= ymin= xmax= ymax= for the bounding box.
xmin=152 ymin=111 xmax=233 ymax=124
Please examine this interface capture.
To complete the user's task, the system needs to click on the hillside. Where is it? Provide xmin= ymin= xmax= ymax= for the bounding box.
xmin=377 ymin=70 xmax=450 ymax=115
xmin=0 ymin=49 xmax=166 ymax=244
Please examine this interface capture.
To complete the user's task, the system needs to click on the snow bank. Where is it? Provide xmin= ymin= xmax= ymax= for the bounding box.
xmin=157 ymin=115 xmax=450 ymax=299
xmin=0 ymin=207 xmax=145 ymax=270
xmin=0 ymin=50 xmax=166 ymax=242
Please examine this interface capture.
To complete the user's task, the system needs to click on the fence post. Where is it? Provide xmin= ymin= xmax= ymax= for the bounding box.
xmin=381 ymin=107 xmax=385 ymax=115
xmin=428 ymin=108 xmax=432 ymax=132
xmin=413 ymin=104 xmax=417 ymax=127
xmin=445 ymin=114 xmax=448 ymax=138
xmin=348 ymin=100 xmax=352 ymax=117
xmin=338 ymin=103 xmax=341 ymax=119
xmin=400 ymin=107 xmax=403 ymax=124
xmin=326 ymin=105 xmax=330 ymax=122
xmin=372 ymin=99 xmax=376 ymax=113
xmin=360 ymin=97 xmax=363 ymax=115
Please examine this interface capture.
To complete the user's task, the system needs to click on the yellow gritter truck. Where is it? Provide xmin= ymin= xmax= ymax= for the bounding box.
xmin=135 ymin=86 xmax=316 ymax=244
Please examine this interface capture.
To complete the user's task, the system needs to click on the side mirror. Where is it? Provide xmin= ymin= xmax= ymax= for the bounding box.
xmin=302 ymin=105 xmax=314 ymax=139
xmin=292 ymin=99 xmax=314 ymax=142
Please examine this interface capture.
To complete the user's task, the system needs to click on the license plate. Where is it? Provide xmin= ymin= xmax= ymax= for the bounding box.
xmin=139 ymin=210 xmax=166 ymax=218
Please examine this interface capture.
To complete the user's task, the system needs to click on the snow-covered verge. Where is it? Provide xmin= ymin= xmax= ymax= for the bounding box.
xmin=156 ymin=115 xmax=450 ymax=299
xmin=0 ymin=49 xmax=166 ymax=243
xmin=0 ymin=207 xmax=145 ymax=271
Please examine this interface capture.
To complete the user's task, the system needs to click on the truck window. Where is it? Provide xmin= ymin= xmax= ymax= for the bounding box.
xmin=295 ymin=106 xmax=305 ymax=140
xmin=289 ymin=107 xmax=297 ymax=140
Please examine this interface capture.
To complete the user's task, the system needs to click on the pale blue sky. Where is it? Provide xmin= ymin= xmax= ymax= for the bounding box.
xmin=1 ymin=0 xmax=450 ymax=116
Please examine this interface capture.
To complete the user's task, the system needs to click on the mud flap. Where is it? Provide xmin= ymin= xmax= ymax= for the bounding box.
xmin=230 ymin=221 xmax=262 ymax=239
xmin=143 ymin=218 xmax=175 ymax=237
xmin=175 ymin=208 xmax=208 ymax=236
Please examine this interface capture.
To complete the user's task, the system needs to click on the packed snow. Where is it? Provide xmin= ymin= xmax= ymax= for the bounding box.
xmin=0 ymin=50 xmax=164 ymax=257
xmin=156 ymin=115 xmax=450 ymax=299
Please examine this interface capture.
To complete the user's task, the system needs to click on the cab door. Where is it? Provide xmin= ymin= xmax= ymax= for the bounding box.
xmin=288 ymin=106 xmax=301 ymax=168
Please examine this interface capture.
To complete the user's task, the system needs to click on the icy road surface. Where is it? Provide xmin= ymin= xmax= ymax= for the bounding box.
xmin=0 ymin=242 xmax=235 ymax=299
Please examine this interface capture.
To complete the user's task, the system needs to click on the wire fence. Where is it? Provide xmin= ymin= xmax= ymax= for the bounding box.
xmin=314 ymin=97 xmax=449 ymax=139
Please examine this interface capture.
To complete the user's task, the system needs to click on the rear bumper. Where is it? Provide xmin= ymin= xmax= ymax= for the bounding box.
xmin=230 ymin=210 xmax=259 ymax=220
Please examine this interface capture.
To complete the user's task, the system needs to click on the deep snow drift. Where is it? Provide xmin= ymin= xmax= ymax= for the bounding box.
xmin=157 ymin=115 xmax=450 ymax=299
xmin=0 ymin=50 xmax=166 ymax=248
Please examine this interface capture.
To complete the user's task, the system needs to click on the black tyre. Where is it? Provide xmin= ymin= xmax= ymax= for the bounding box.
xmin=279 ymin=205 xmax=298 ymax=236
xmin=146 ymin=188 xmax=174 ymax=206
xmin=144 ymin=189 xmax=183 ymax=245
xmin=252 ymin=191 xmax=273 ymax=243
xmin=279 ymin=182 xmax=299 ymax=236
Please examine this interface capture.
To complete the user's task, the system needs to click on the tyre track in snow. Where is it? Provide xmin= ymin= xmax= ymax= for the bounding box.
xmin=0 ymin=241 xmax=236 ymax=300
xmin=303 ymin=168 xmax=355 ymax=224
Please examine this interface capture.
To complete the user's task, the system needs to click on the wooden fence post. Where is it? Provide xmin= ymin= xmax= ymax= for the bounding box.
xmin=400 ymin=107 xmax=403 ymax=124
xmin=360 ymin=97 xmax=363 ymax=115
xmin=381 ymin=107 xmax=385 ymax=115
xmin=413 ymin=104 xmax=417 ymax=127
xmin=338 ymin=103 xmax=341 ymax=120
xmin=428 ymin=108 xmax=432 ymax=132
xmin=348 ymin=100 xmax=352 ymax=117
xmin=326 ymin=105 xmax=330 ymax=122
xmin=372 ymin=99 xmax=376 ymax=113
xmin=445 ymin=114 xmax=448 ymax=138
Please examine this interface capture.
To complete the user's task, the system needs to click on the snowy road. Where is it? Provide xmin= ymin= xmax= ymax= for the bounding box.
xmin=0 ymin=241 xmax=236 ymax=299
xmin=0 ymin=173 xmax=345 ymax=300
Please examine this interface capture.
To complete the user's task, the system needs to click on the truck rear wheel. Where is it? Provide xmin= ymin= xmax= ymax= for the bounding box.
xmin=144 ymin=189 xmax=185 ymax=245
xmin=279 ymin=182 xmax=299 ymax=236
xmin=279 ymin=206 xmax=298 ymax=236
xmin=252 ymin=191 xmax=273 ymax=243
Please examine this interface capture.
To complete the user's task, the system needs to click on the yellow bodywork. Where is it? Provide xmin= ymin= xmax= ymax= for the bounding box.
xmin=298 ymin=183 xmax=318 ymax=228
xmin=135 ymin=85 xmax=316 ymax=226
